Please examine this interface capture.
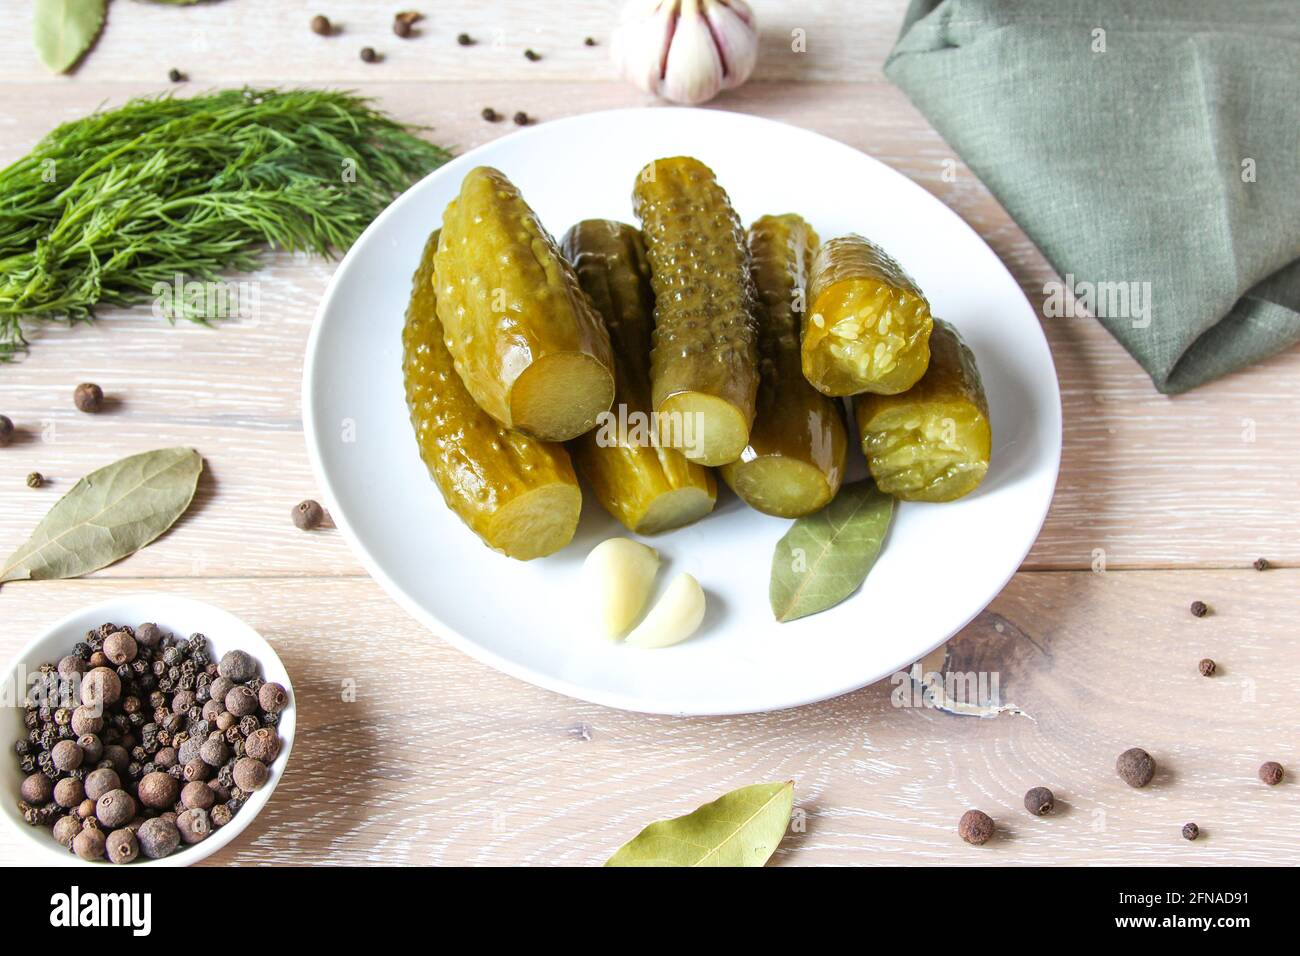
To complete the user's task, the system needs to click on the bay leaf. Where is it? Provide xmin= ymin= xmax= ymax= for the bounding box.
xmin=1 ymin=447 xmax=202 ymax=585
xmin=605 ymin=781 xmax=795 ymax=867
xmin=33 ymin=0 xmax=107 ymax=73
xmin=769 ymin=479 xmax=894 ymax=622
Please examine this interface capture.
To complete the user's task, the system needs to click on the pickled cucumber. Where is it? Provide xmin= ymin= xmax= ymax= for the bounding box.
xmin=560 ymin=220 xmax=716 ymax=534
xmin=632 ymin=156 xmax=759 ymax=467
xmin=854 ymin=319 xmax=990 ymax=502
xmin=805 ymin=235 xmax=933 ymax=396
xmin=719 ymin=215 xmax=847 ymax=518
xmin=403 ymin=228 xmax=582 ymax=559
xmin=434 ymin=166 xmax=615 ymax=442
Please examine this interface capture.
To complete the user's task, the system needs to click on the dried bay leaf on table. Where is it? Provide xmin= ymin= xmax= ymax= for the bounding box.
xmin=605 ymin=781 xmax=795 ymax=867
xmin=0 ymin=447 xmax=203 ymax=585
xmin=769 ymin=479 xmax=895 ymax=623
xmin=33 ymin=0 xmax=107 ymax=73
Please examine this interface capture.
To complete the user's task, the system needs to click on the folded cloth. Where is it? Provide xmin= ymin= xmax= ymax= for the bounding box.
xmin=885 ymin=0 xmax=1300 ymax=393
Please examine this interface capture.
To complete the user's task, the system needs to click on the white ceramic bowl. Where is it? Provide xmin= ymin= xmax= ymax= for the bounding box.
xmin=1 ymin=595 xmax=294 ymax=866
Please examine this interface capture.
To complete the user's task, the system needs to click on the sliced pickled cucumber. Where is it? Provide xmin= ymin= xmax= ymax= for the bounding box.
xmin=854 ymin=319 xmax=990 ymax=502
xmin=805 ymin=235 xmax=933 ymax=396
xmin=403 ymin=228 xmax=582 ymax=559
xmin=632 ymin=156 xmax=759 ymax=466
xmin=720 ymin=214 xmax=848 ymax=518
xmin=434 ymin=166 xmax=614 ymax=441
xmin=560 ymin=220 xmax=716 ymax=534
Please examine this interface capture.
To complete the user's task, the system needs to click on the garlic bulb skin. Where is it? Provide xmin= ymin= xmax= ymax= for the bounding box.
xmin=613 ymin=0 xmax=759 ymax=106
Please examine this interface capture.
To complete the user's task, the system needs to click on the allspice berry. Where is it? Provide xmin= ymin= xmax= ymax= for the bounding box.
xmin=258 ymin=681 xmax=289 ymax=713
xmin=106 ymin=828 xmax=139 ymax=863
xmin=1189 ymin=600 xmax=1209 ymax=617
xmin=0 ymin=414 xmax=13 ymax=446
xmin=225 ymin=684 xmax=258 ymax=717
xmin=74 ymin=382 xmax=104 ymax=413
xmin=218 ymin=649 xmax=258 ymax=682
xmin=1198 ymin=658 xmax=1216 ymax=677
xmin=95 ymin=789 xmax=136 ymax=829
xmin=292 ymin=498 xmax=326 ymax=530
xmin=103 ymin=630 xmax=138 ymax=665
xmin=54 ymin=777 xmax=85 ymax=808
xmin=1259 ymin=761 xmax=1284 ymax=786
xmin=53 ymin=815 xmax=81 ymax=848
xmin=73 ymin=827 xmax=107 ymax=862
xmin=199 ymin=735 xmax=229 ymax=767
xmin=83 ymin=666 xmax=122 ymax=707
xmin=244 ymin=727 xmax=281 ymax=763
xmin=51 ymin=738 xmax=84 ymax=772
xmin=135 ymin=622 xmax=164 ymax=647
xmin=84 ymin=767 xmax=121 ymax=802
xmin=233 ymin=756 xmax=268 ymax=792
xmin=959 ymin=809 xmax=995 ymax=845
xmin=21 ymin=773 xmax=53 ymax=804
xmin=181 ymin=780 xmax=217 ymax=811
xmin=310 ymin=14 xmax=333 ymax=35
xmin=136 ymin=817 xmax=180 ymax=859
xmin=138 ymin=770 xmax=180 ymax=810
xmin=1023 ymin=786 xmax=1055 ymax=816
xmin=176 ymin=808 xmax=212 ymax=844
xmin=1181 ymin=822 xmax=1200 ymax=841
xmin=1117 ymin=747 xmax=1156 ymax=788
xmin=360 ymin=46 xmax=378 ymax=63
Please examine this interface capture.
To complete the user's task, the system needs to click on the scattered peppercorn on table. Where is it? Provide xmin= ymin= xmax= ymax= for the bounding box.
xmin=0 ymin=1 xmax=1297 ymax=866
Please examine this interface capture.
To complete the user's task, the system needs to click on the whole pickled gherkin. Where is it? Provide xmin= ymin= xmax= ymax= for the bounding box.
xmin=719 ymin=214 xmax=847 ymax=518
xmin=854 ymin=318 xmax=991 ymax=502
xmin=632 ymin=156 xmax=759 ymax=467
xmin=403 ymin=228 xmax=582 ymax=559
xmin=434 ymin=166 xmax=614 ymax=442
xmin=804 ymin=234 xmax=933 ymax=396
xmin=560 ymin=220 xmax=716 ymax=534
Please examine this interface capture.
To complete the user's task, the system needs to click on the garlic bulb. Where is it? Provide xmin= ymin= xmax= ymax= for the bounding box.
xmin=613 ymin=0 xmax=759 ymax=106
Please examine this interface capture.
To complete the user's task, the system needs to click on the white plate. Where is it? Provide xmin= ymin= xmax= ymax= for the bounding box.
xmin=1 ymin=595 xmax=295 ymax=865
xmin=303 ymin=108 xmax=1061 ymax=716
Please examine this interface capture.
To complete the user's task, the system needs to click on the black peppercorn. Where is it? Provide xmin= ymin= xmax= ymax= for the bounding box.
xmin=1253 ymin=557 xmax=1269 ymax=571
xmin=958 ymin=809 xmax=995 ymax=845
xmin=311 ymin=14 xmax=332 ymax=36
xmin=584 ymin=37 xmax=596 ymax=46
xmin=293 ymin=498 xmax=326 ymax=529
xmin=74 ymin=382 xmax=104 ymax=413
xmin=0 ymin=414 xmax=13 ymax=446
xmin=1023 ymin=786 xmax=1054 ymax=816
xmin=457 ymin=33 xmax=473 ymax=46
xmin=360 ymin=46 xmax=379 ymax=63
xmin=26 ymin=472 xmax=43 ymax=488
xmin=73 ymin=827 xmax=107 ymax=861
xmin=1259 ymin=761 xmax=1284 ymax=786
xmin=1190 ymin=600 xmax=1209 ymax=617
xmin=211 ymin=803 xmax=233 ymax=827
xmin=1117 ymin=747 xmax=1156 ymax=788
xmin=524 ymin=48 xmax=541 ymax=61
xmin=1181 ymin=822 xmax=1199 ymax=841
xmin=513 ymin=111 xmax=530 ymax=126
xmin=136 ymin=817 xmax=180 ymax=859
xmin=106 ymin=828 xmax=138 ymax=863
xmin=481 ymin=107 xmax=500 ymax=122
xmin=1198 ymin=658 xmax=1216 ymax=677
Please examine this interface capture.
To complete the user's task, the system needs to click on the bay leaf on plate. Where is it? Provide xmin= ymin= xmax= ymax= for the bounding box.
xmin=0 ymin=447 xmax=202 ymax=585
xmin=33 ymin=0 xmax=107 ymax=73
xmin=769 ymin=479 xmax=894 ymax=622
xmin=605 ymin=780 xmax=795 ymax=867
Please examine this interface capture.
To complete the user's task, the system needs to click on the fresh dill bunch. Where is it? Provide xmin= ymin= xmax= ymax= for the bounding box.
xmin=0 ymin=87 xmax=450 ymax=359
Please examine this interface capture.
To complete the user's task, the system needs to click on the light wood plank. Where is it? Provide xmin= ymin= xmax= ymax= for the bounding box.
xmin=0 ymin=571 xmax=1295 ymax=866
xmin=2 ymin=81 xmax=1297 ymax=573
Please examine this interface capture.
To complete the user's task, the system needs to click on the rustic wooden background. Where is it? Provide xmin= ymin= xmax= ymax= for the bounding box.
xmin=1 ymin=1 xmax=1296 ymax=866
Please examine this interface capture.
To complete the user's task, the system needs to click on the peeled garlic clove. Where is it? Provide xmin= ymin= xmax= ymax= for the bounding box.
xmin=583 ymin=538 xmax=661 ymax=638
xmin=625 ymin=573 xmax=706 ymax=649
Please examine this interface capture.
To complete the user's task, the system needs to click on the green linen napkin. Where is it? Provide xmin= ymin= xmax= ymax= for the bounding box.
xmin=885 ymin=0 xmax=1300 ymax=393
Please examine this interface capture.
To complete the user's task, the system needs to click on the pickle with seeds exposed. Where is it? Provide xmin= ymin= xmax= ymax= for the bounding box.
xmin=720 ymin=214 xmax=847 ymax=518
xmin=561 ymin=220 xmax=716 ymax=534
xmin=434 ymin=166 xmax=615 ymax=442
xmin=854 ymin=319 xmax=990 ymax=502
xmin=404 ymin=229 xmax=581 ymax=559
xmin=632 ymin=156 xmax=759 ymax=467
xmin=804 ymin=234 xmax=933 ymax=396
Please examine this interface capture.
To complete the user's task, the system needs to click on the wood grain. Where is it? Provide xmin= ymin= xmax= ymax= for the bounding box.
xmin=0 ymin=0 xmax=1297 ymax=867
xmin=0 ymin=572 xmax=1295 ymax=866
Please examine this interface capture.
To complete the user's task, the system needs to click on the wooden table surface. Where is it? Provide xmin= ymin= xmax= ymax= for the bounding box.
xmin=1 ymin=1 xmax=1296 ymax=866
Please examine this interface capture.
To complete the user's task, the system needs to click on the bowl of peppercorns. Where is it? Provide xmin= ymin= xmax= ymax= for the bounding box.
xmin=2 ymin=595 xmax=295 ymax=865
